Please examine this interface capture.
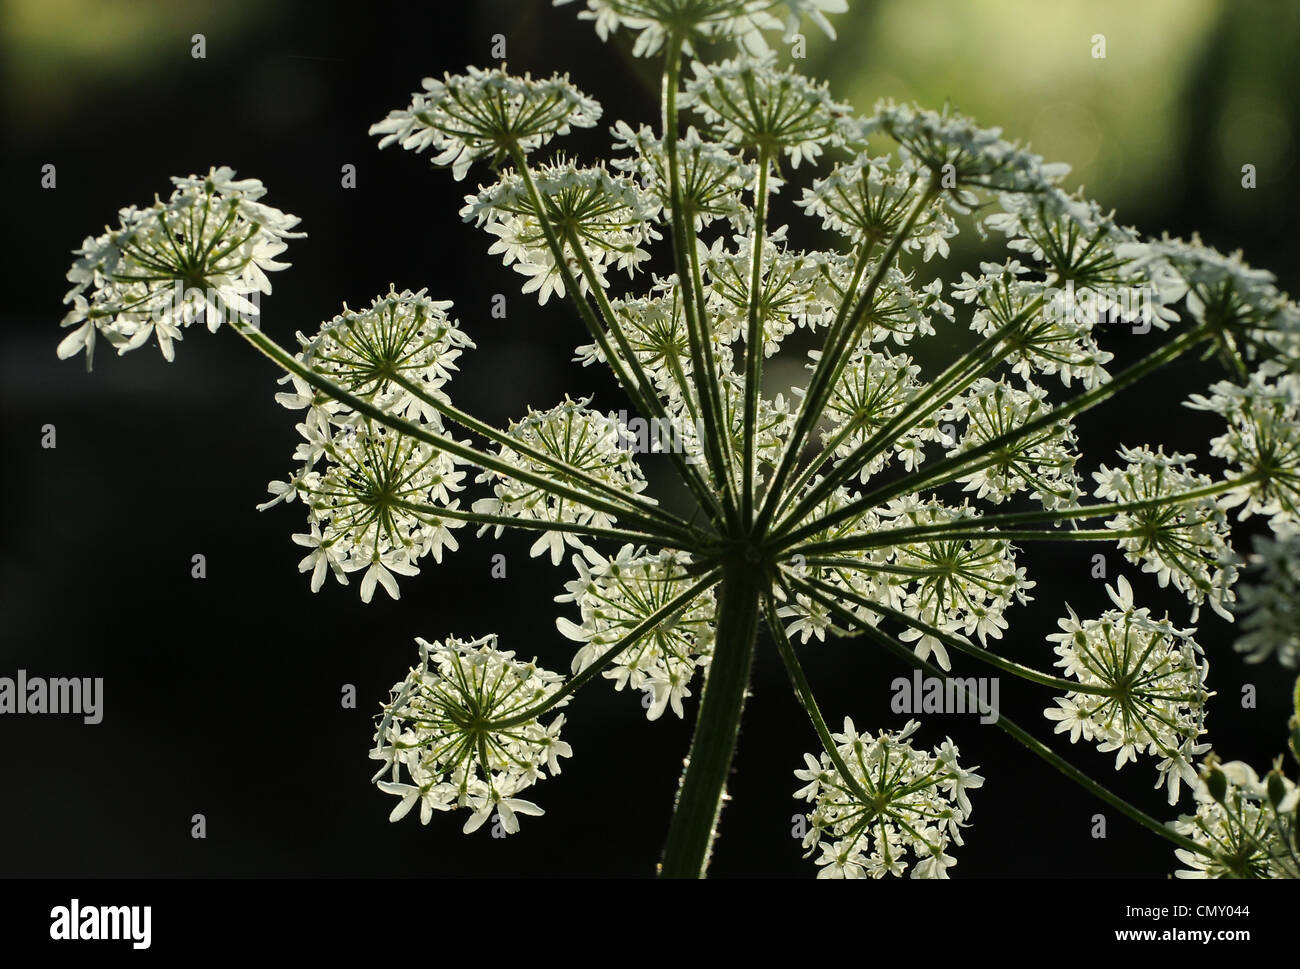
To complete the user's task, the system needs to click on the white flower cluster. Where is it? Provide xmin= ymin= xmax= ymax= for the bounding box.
xmin=941 ymin=377 xmax=1082 ymax=509
xmin=891 ymin=507 xmax=1034 ymax=662
xmin=867 ymin=100 xmax=1071 ymax=205
xmin=1173 ymin=760 xmax=1298 ymax=878
xmin=951 ymin=259 xmax=1113 ymax=391
xmin=59 ymin=166 xmax=301 ymax=368
xmin=1092 ymin=445 xmax=1236 ymax=620
xmin=1123 ymin=234 xmax=1300 ymax=366
xmin=794 ymin=719 xmax=983 ymax=878
xmin=557 ymin=545 xmax=717 ymax=719
xmin=684 ymin=54 xmax=852 ymax=167
xmin=818 ymin=348 xmax=923 ymax=481
xmin=985 ymin=192 xmax=1177 ymax=337
xmin=1186 ymin=361 xmax=1300 ymax=525
xmin=461 ymin=160 xmax=661 ymax=304
xmin=1045 ymin=577 xmax=1211 ymax=803
xmin=1232 ymin=527 xmax=1300 ymax=669
xmin=611 ymin=122 xmax=754 ymax=230
xmin=260 ymin=290 xmax=475 ymax=601
xmin=372 ymin=636 xmax=572 ymax=834
xmin=275 ymin=421 xmax=468 ymax=602
xmin=701 ymin=231 xmax=846 ymax=347
xmin=554 ymin=0 xmax=846 ymax=58
xmin=289 ymin=287 xmax=475 ymax=422
xmin=369 ymin=67 xmax=601 ymax=180
xmin=474 ymin=397 xmax=650 ymax=564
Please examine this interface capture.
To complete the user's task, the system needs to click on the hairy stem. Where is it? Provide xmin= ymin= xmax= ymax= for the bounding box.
xmin=659 ymin=563 xmax=761 ymax=877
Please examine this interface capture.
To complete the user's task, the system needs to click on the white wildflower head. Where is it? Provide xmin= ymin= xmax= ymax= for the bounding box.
xmin=1045 ymin=577 xmax=1211 ymax=803
xmin=1122 ymin=234 xmax=1300 ymax=370
xmin=369 ymin=67 xmax=601 ymax=180
xmin=1173 ymin=758 xmax=1298 ymax=878
xmin=818 ymin=347 xmax=923 ymax=482
xmin=556 ymin=545 xmax=716 ymax=719
xmin=1186 ymin=362 xmax=1300 ymax=526
xmin=473 ymin=397 xmax=650 ymax=564
xmin=373 ymin=636 xmax=572 ymax=833
xmin=59 ymin=166 xmax=301 ymax=368
xmin=461 ymin=160 xmax=661 ymax=305
xmin=684 ymin=54 xmax=852 ymax=166
xmin=1092 ymin=444 xmax=1237 ymax=620
xmin=798 ymin=155 xmax=935 ymax=247
xmin=1231 ymin=526 xmax=1300 ymax=669
xmin=793 ymin=718 xmax=982 ymax=878
xmin=555 ymin=0 xmax=845 ymax=58
xmin=612 ymin=122 xmax=753 ymax=230
xmin=951 ymin=259 xmax=1114 ymax=390
xmin=273 ymin=419 xmax=468 ymax=602
xmin=868 ymin=100 xmax=1071 ymax=208
xmin=293 ymin=287 xmax=475 ymax=424
xmin=942 ymin=377 xmax=1082 ymax=509
xmin=885 ymin=499 xmax=1035 ymax=665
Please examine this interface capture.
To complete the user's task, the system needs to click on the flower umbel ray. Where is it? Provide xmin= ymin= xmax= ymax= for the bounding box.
xmin=58 ymin=0 xmax=1300 ymax=878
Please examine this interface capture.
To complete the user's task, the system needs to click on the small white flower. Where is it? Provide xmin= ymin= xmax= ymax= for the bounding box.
xmin=374 ymin=636 xmax=572 ymax=835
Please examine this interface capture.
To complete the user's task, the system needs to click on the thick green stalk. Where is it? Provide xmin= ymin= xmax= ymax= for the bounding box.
xmin=659 ymin=563 xmax=762 ymax=878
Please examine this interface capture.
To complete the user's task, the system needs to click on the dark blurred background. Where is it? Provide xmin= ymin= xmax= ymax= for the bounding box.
xmin=1 ymin=0 xmax=1296 ymax=878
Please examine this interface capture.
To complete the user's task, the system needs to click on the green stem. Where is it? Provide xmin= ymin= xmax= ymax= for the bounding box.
xmin=488 ymin=570 xmax=721 ymax=730
xmin=741 ymin=150 xmax=772 ymax=523
xmin=391 ymin=498 xmax=701 ymax=551
xmin=786 ymin=472 xmax=1256 ymax=558
xmin=755 ymin=183 xmax=936 ymax=534
xmin=772 ymin=311 xmax=1029 ymax=529
xmin=794 ymin=573 xmax=1113 ymax=696
xmin=659 ymin=563 xmax=762 ymax=878
xmin=763 ymin=598 xmax=875 ymax=804
xmin=234 ymin=324 xmax=691 ymax=544
xmin=663 ymin=37 xmax=742 ymax=531
xmin=775 ymin=322 xmax=1212 ymax=550
xmin=387 ymin=371 xmax=692 ymax=535
xmin=561 ymin=226 xmax=730 ymax=525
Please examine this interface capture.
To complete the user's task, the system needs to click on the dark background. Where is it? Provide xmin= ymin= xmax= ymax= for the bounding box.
xmin=1 ymin=0 xmax=1296 ymax=878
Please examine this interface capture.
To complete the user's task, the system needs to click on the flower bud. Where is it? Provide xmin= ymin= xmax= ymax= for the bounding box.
xmin=1204 ymin=764 xmax=1228 ymax=803
xmin=1266 ymin=769 xmax=1288 ymax=811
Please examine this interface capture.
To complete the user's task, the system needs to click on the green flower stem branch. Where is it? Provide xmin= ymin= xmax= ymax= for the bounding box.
xmin=662 ymin=36 xmax=743 ymax=532
xmin=793 ymin=570 xmax=1114 ymax=696
xmin=777 ymin=322 xmax=1213 ymax=549
xmin=789 ymin=473 xmax=1263 ymax=558
xmin=506 ymin=144 xmax=730 ymax=526
xmin=237 ymin=323 xmax=701 ymax=546
xmin=741 ymin=148 xmax=773 ymax=521
xmin=756 ymin=182 xmax=939 ymax=534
